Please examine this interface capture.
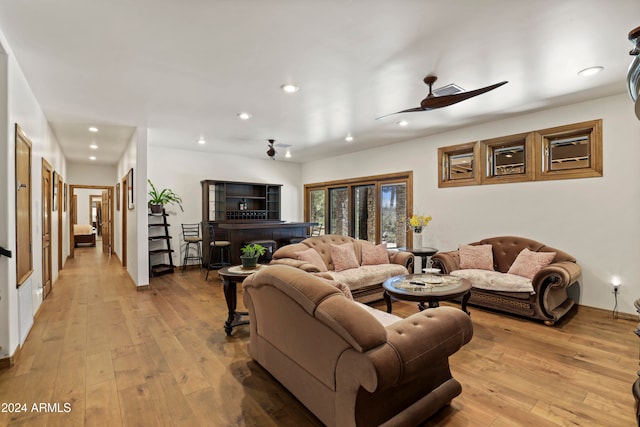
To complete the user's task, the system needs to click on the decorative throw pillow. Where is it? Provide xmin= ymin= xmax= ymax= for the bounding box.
xmin=361 ymin=242 xmax=390 ymax=265
xmin=330 ymin=243 xmax=360 ymax=272
xmin=507 ymin=248 xmax=556 ymax=279
xmin=294 ymin=247 xmax=328 ymax=272
xmin=459 ymin=244 xmax=494 ymax=271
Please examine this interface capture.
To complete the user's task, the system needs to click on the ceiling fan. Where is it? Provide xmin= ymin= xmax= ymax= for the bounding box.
xmin=266 ymin=139 xmax=290 ymax=160
xmin=377 ymin=75 xmax=508 ymax=119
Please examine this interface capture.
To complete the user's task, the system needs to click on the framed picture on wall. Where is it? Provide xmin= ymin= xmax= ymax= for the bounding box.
xmin=52 ymin=171 xmax=58 ymax=211
xmin=116 ymin=182 xmax=120 ymax=211
xmin=127 ymin=168 xmax=134 ymax=210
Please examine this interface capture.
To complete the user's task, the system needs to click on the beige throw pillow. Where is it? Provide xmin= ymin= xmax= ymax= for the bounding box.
xmin=507 ymin=248 xmax=556 ymax=279
xmin=459 ymin=244 xmax=494 ymax=271
xmin=330 ymin=243 xmax=360 ymax=272
xmin=361 ymin=242 xmax=390 ymax=265
xmin=294 ymin=247 xmax=328 ymax=272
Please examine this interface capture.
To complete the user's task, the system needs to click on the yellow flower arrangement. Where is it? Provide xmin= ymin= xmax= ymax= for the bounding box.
xmin=406 ymin=213 xmax=432 ymax=233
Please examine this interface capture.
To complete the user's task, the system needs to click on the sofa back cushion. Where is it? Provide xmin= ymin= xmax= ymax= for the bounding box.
xmin=474 ymin=236 xmax=575 ymax=273
xmin=459 ymin=244 xmax=494 ymax=270
xmin=361 ymin=242 xmax=390 ymax=265
xmin=507 ymin=248 xmax=556 ymax=279
xmin=330 ymin=242 xmax=360 ymax=271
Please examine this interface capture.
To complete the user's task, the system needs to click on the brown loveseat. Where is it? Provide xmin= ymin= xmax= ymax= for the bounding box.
xmin=242 ymin=265 xmax=473 ymax=427
xmin=270 ymin=235 xmax=414 ymax=302
xmin=431 ymin=236 xmax=581 ymax=325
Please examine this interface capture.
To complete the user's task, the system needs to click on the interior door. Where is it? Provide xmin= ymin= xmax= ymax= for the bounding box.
xmin=15 ymin=124 xmax=33 ymax=286
xmin=101 ymin=190 xmax=111 ymax=254
xmin=57 ymin=174 xmax=63 ymax=270
xmin=41 ymin=159 xmax=53 ymax=298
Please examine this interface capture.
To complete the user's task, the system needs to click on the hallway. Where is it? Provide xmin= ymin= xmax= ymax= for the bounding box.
xmin=0 ymin=249 xmax=319 ymax=426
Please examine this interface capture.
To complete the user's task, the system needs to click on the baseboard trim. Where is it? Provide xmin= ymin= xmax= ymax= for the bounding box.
xmin=136 ymin=284 xmax=151 ymax=291
xmin=0 ymin=344 xmax=21 ymax=370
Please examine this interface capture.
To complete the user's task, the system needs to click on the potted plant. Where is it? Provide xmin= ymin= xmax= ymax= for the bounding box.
xmin=147 ymin=179 xmax=184 ymax=214
xmin=240 ymin=243 xmax=266 ymax=269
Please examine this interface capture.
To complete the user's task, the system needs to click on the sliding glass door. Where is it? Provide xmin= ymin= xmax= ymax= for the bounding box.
xmin=304 ymin=172 xmax=412 ymax=245
xmin=380 ymin=183 xmax=407 ymax=248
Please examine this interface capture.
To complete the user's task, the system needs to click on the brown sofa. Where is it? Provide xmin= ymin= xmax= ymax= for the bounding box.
xmin=431 ymin=236 xmax=581 ymax=325
xmin=242 ymin=265 xmax=473 ymax=427
xmin=270 ymin=235 xmax=414 ymax=303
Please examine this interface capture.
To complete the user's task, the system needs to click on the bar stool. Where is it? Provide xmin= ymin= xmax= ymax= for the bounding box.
xmin=205 ymin=223 xmax=231 ymax=280
xmin=181 ymin=224 xmax=203 ymax=272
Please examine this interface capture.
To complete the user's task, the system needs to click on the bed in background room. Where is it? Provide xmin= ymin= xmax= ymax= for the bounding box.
xmin=74 ymin=224 xmax=96 ymax=247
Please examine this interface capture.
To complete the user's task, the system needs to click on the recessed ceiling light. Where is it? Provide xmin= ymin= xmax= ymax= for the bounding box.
xmin=237 ymin=112 xmax=252 ymax=120
xmin=197 ymin=137 xmax=206 ymax=145
xmin=281 ymin=83 xmax=299 ymax=93
xmin=396 ymin=120 xmax=409 ymax=127
xmin=89 ymin=127 xmax=98 ymax=132
xmin=577 ymin=66 xmax=604 ymax=77
xmin=90 ymin=143 xmax=98 ymax=149
xmin=285 ymin=149 xmax=292 ymax=158
xmin=345 ymin=134 xmax=354 ymax=142
xmin=89 ymin=156 xmax=96 ymax=160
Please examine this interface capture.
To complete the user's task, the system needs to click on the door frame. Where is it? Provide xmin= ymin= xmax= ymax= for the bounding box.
xmin=121 ymin=176 xmax=127 ymax=267
xmin=41 ymin=158 xmax=53 ymax=299
xmin=15 ymin=124 xmax=33 ymax=286
xmin=69 ymin=185 xmax=114 ymax=258
xmin=56 ymin=173 xmax=63 ymax=271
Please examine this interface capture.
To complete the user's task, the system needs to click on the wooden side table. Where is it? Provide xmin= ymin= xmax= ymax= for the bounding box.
xmin=217 ymin=265 xmax=263 ymax=335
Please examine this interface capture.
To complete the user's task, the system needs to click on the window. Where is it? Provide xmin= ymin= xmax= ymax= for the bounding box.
xmin=480 ymin=132 xmax=534 ymax=184
xmin=438 ymin=142 xmax=480 ymax=187
xmin=438 ymin=119 xmax=603 ymax=187
xmin=305 ymin=172 xmax=412 ymax=246
xmin=535 ymin=119 xmax=603 ymax=180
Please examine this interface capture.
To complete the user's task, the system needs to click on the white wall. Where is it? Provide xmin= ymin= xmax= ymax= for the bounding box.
xmin=116 ymin=128 xmax=148 ymax=286
xmin=147 ymin=146 xmax=303 ymax=267
xmin=67 ymin=161 xmax=117 ymax=186
xmin=0 ymin=29 xmax=67 ymax=358
xmin=303 ymin=93 xmax=640 ymax=315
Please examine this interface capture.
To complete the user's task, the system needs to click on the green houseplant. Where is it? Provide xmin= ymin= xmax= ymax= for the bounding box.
xmin=148 ymin=179 xmax=184 ymax=214
xmin=240 ymin=243 xmax=266 ymax=269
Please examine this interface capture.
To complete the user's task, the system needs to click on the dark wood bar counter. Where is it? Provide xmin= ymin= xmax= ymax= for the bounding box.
xmin=204 ymin=221 xmax=316 ymax=265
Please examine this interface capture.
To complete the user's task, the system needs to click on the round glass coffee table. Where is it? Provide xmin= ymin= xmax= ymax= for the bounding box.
xmin=382 ymin=273 xmax=471 ymax=314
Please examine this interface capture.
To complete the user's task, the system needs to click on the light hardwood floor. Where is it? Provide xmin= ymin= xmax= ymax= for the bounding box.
xmin=0 ymin=247 xmax=638 ymax=426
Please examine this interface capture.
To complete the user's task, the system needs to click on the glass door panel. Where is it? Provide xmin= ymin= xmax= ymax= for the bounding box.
xmin=353 ymin=185 xmax=376 ymax=242
xmin=380 ymin=183 xmax=407 ymax=248
xmin=309 ymin=189 xmax=325 ymax=235
xmin=329 ymin=187 xmax=349 ymax=236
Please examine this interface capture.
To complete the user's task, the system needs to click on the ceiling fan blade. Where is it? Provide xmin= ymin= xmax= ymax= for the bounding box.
xmin=375 ymin=107 xmax=424 ymax=120
xmin=420 ymin=81 xmax=508 ymax=110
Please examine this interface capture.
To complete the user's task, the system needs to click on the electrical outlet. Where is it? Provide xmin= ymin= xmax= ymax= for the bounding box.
xmin=613 ymin=284 xmax=620 ymax=294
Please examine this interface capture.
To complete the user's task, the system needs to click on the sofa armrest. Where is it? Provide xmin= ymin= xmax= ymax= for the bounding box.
xmin=431 ymin=251 xmax=461 ymax=274
xmin=531 ymin=261 xmax=582 ymax=294
xmin=388 ymin=250 xmax=414 ymax=270
xmin=269 ymin=257 xmax=322 ymax=273
xmin=368 ymin=306 xmax=472 ymax=391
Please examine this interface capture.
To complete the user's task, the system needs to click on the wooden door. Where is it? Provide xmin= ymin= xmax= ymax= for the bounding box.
xmin=101 ymin=190 xmax=111 ymax=255
xmin=41 ymin=159 xmax=53 ymax=298
xmin=121 ymin=176 xmax=127 ymax=267
xmin=57 ymin=174 xmax=63 ymax=270
xmin=15 ymin=125 xmax=33 ymax=286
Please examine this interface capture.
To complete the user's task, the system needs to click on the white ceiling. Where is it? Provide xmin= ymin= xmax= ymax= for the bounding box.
xmin=0 ymin=0 xmax=638 ymax=165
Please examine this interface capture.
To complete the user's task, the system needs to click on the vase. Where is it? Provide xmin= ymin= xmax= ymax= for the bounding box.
xmin=413 ymin=231 xmax=423 ymax=248
xmin=240 ymin=255 xmax=258 ymax=269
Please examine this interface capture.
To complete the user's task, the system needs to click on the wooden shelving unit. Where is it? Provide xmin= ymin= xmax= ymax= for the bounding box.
xmin=148 ymin=209 xmax=174 ymax=277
